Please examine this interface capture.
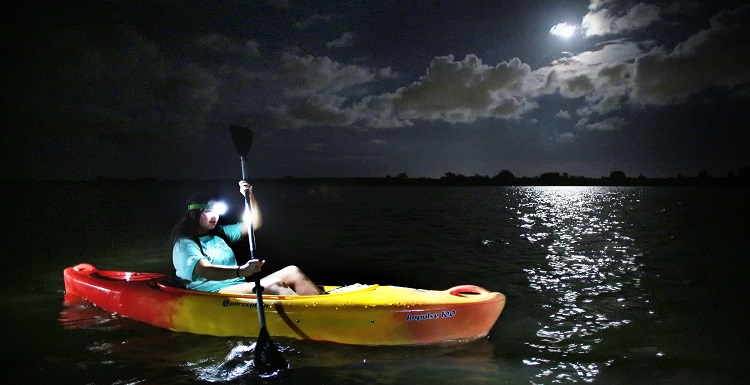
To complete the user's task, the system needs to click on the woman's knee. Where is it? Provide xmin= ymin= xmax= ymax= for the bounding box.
xmin=281 ymin=265 xmax=301 ymax=273
xmin=260 ymin=274 xmax=284 ymax=286
xmin=278 ymin=265 xmax=304 ymax=279
xmin=264 ymin=281 xmax=296 ymax=295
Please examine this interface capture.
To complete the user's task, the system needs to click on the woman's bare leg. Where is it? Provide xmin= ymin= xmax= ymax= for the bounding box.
xmin=218 ymin=265 xmax=322 ymax=295
xmin=261 ymin=265 xmax=323 ymax=295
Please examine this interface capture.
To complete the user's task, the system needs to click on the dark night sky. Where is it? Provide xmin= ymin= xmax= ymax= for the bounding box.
xmin=2 ymin=0 xmax=749 ymax=180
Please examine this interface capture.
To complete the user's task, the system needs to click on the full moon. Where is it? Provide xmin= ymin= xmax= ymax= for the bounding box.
xmin=550 ymin=22 xmax=577 ymax=39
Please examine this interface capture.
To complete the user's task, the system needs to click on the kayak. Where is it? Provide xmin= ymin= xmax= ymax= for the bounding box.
xmin=63 ymin=263 xmax=506 ymax=346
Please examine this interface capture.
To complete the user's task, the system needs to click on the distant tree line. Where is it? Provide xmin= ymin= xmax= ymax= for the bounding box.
xmin=9 ymin=166 xmax=748 ymax=186
xmin=270 ymin=167 xmax=750 ymax=187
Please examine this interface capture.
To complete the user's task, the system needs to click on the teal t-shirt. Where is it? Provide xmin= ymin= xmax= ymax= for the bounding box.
xmin=172 ymin=223 xmax=246 ymax=292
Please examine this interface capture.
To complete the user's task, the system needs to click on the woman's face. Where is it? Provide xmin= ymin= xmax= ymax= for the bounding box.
xmin=197 ymin=200 xmax=221 ymax=234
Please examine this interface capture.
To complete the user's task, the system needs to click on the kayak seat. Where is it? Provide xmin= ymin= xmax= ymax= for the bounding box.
xmin=162 ymin=274 xmax=187 ymax=289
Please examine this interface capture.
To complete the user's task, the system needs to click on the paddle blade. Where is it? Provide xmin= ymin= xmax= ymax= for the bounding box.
xmin=230 ymin=124 xmax=254 ymax=157
xmin=253 ymin=327 xmax=288 ymax=375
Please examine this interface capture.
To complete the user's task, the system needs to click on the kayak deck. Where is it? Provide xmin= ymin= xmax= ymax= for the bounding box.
xmin=63 ymin=263 xmax=506 ymax=345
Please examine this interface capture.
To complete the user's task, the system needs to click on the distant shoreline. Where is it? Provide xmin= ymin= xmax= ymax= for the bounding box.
xmin=5 ymin=169 xmax=749 ymax=187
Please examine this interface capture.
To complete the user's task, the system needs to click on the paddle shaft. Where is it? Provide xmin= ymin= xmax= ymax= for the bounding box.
xmin=240 ymin=155 xmax=268 ymax=330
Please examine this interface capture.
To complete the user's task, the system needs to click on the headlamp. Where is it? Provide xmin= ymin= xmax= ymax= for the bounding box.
xmin=187 ymin=201 xmax=228 ymax=215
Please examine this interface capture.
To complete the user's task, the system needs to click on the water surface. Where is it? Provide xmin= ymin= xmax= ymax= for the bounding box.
xmin=4 ymin=182 xmax=747 ymax=384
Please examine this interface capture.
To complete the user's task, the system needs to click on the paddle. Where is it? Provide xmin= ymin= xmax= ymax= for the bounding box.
xmin=229 ymin=124 xmax=287 ymax=375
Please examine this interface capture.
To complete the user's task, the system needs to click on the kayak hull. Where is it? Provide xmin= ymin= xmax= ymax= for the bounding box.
xmin=63 ymin=263 xmax=505 ymax=346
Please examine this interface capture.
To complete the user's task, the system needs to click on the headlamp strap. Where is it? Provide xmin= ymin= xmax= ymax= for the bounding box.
xmin=188 ymin=203 xmax=212 ymax=210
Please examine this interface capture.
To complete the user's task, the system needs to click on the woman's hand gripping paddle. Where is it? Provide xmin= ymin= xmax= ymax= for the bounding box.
xmin=229 ymin=124 xmax=287 ymax=375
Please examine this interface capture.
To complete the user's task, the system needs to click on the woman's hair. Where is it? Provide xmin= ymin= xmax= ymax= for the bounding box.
xmin=171 ymin=193 xmax=213 ymax=256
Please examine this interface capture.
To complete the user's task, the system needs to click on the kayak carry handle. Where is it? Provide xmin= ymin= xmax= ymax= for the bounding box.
xmin=73 ymin=263 xmax=96 ymax=273
xmin=448 ymin=285 xmax=489 ymax=297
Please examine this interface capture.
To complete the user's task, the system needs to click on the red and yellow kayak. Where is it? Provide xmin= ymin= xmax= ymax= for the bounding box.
xmin=63 ymin=263 xmax=505 ymax=345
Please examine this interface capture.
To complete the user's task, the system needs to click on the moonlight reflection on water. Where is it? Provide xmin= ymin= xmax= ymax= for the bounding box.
xmin=516 ymin=187 xmax=647 ymax=383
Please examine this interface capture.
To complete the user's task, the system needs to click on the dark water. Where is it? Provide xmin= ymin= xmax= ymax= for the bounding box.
xmin=3 ymin=182 xmax=748 ymax=384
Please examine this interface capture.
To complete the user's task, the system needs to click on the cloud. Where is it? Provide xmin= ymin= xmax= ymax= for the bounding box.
xmin=267 ymin=53 xmax=402 ymax=128
xmin=615 ymin=3 xmax=661 ymax=32
xmin=378 ymin=67 xmax=399 ymax=79
xmin=362 ymin=54 xmax=536 ymax=126
xmin=87 ymin=3 xmax=750 ymax=136
xmin=195 ymin=34 xmax=260 ymax=57
xmin=631 ymin=4 xmax=750 ymax=104
xmin=576 ymin=116 xmax=626 ymax=130
xmin=351 ymin=93 xmax=412 ymax=128
xmin=591 ymin=94 xmax=624 ymax=115
xmin=528 ymin=4 xmax=749 ymax=128
xmin=589 ymin=0 xmax=615 ymax=11
xmin=30 ymin=28 xmax=225 ymax=136
xmin=245 ymin=40 xmax=261 ymax=55
xmin=28 ymin=1 xmax=746 ymax=136
xmin=557 ymin=132 xmax=576 ymax=143
xmin=269 ymin=94 xmax=357 ymax=128
xmin=582 ymin=2 xmax=661 ymax=37
xmin=582 ymin=9 xmax=615 ymax=36
xmin=294 ymin=13 xmax=332 ymax=29
xmin=535 ymin=42 xmax=642 ymax=110
xmin=562 ymin=74 xmax=596 ymax=98
xmin=275 ymin=1 xmax=748 ymax=130
xmin=280 ymin=53 xmax=377 ymax=96
xmin=327 ymin=32 xmax=357 ymax=48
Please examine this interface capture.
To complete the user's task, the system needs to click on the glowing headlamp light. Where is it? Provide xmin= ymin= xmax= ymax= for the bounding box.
xmin=187 ymin=201 xmax=228 ymax=215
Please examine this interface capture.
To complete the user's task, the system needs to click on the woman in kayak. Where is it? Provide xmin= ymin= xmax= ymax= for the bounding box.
xmin=171 ymin=180 xmax=323 ymax=295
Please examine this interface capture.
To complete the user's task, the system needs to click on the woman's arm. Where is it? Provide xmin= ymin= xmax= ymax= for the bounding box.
xmin=194 ymin=258 xmax=262 ymax=280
